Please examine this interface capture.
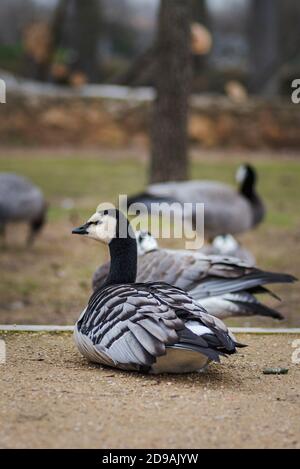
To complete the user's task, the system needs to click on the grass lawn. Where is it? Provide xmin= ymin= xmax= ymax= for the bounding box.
xmin=0 ymin=147 xmax=299 ymax=326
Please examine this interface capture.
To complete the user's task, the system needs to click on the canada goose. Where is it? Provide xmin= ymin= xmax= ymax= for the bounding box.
xmin=127 ymin=164 xmax=265 ymax=239
xmin=200 ymin=234 xmax=256 ymax=265
xmin=93 ymin=231 xmax=295 ymax=321
xmin=72 ymin=208 xmax=242 ymax=374
xmin=0 ymin=173 xmax=47 ymax=245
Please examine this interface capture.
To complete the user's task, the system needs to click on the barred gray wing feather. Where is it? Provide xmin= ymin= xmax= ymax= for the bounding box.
xmin=76 ymin=282 xmax=239 ymax=371
xmin=136 ymin=250 xmax=252 ymax=291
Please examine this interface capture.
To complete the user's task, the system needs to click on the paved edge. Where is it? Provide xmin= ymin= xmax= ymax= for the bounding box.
xmin=0 ymin=325 xmax=300 ymax=334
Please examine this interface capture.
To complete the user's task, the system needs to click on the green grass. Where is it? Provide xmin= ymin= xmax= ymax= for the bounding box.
xmin=191 ymin=159 xmax=300 ymax=229
xmin=0 ymin=149 xmax=299 ymax=327
xmin=1 ymin=153 xmax=299 ymax=229
xmin=0 ymin=154 xmax=146 ymax=221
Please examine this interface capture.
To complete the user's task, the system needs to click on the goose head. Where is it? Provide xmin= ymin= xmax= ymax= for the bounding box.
xmin=73 ymin=208 xmax=137 ymax=286
xmin=72 ymin=208 xmax=133 ymax=244
xmin=212 ymin=234 xmax=239 ymax=254
xmin=136 ymin=230 xmax=158 ymax=255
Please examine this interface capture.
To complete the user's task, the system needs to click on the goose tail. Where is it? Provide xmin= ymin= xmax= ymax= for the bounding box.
xmin=230 ymin=297 xmax=285 ymax=320
xmin=200 ymin=291 xmax=285 ymax=321
xmin=190 ymin=270 xmax=297 ymax=300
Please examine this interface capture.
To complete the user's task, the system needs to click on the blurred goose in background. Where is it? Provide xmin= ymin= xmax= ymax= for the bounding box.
xmin=93 ymin=231 xmax=295 ymax=321
xmin=127 ymin=164 xmax=265 ymax=240
xmin=0 ymin=173 xmax=47 ymax=245
xmin=72 ymin=208 xmax=242 ymax=374
xmin=200 ymin=234 xmax=256 ymax=265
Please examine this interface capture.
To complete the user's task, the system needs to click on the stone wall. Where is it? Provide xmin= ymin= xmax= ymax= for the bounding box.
xmin=0 ymin=76 xmax=299 ymax=149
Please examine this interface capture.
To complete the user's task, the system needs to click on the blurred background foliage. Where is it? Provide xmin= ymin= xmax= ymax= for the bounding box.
xmin=0 ymin=0 xmax=299 ymax=95
xmin=0 ymin=1 xmax=299 ymax=326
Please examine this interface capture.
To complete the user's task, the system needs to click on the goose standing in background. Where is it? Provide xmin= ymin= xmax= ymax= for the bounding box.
xmin=72 ymin=208 xmax=243 ymax=374
xmin=93 ymin=231 xmax=295 ymax=321
xmin=127 ymin=164 xmax=265 ymax=240
xmin=0 ymin=173 xmax=47 ymax=245
xmin=200 ymin=234 xmax=256 ymax=265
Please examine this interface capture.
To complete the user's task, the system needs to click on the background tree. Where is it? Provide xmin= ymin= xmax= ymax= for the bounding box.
xmin=150 ymin=0 xmax=192 ymax=183
xmin=23 ymin=0 xmax=69 ymax=81
xmin=69 ymin=0 xmax=102 ymax=82
xmin=247 ymin=0 xmax=280 ymax=96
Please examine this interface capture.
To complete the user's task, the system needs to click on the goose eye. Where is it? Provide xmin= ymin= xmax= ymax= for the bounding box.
xmin=103 ymin=210 xmax=109 ymax=215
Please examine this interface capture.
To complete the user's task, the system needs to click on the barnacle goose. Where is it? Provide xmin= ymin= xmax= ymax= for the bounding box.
xmin=92 ymin=231 xmax=296 ymax=321
xmin=200 ymin=234 xmax=256 ymax=265
xmin=72 ymin=208 xmax=243 ymax=374
xmin=127 ymin=164 xmax=265 ymax=239
xmin=0 ymin=172 xmax=47 ymax=245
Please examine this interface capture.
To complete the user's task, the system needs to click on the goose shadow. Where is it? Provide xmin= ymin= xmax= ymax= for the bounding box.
xmin=79 ymin=359 xmax=244 ymax=390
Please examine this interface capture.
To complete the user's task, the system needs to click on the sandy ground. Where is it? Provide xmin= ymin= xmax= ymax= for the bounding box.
xmin=0 ymin=332 xmax=299 ymax=449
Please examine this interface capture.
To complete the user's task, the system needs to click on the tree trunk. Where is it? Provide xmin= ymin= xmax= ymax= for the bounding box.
xmin=248 ymin=0 xmax=280 ymax=96
xmin=150 ymin=0 xmax=192 ymax=183
xmin=71 ymin=0 xmax=102 ymax=82
xmin=192 ymin=0 xmax=209 ymax=25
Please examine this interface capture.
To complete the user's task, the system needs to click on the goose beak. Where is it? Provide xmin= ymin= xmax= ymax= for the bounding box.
xmin=72 ymin=223 xmax=89 ymax=235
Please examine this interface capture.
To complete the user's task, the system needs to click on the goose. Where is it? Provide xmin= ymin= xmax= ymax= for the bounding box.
xmin=0 ymin=172 xmax=47 ymax=245
xmin=127 ymin=164 xmax=265 ymax=240
xmin=92 ymin=230 xmax=158 ymax=288
xmin=72 ymin=208 xmax=243 ymax=374
xmin=200 ymin=234 xmax=256 ymax=265
xmin=92 ymin=231 xmax=295 ymax=321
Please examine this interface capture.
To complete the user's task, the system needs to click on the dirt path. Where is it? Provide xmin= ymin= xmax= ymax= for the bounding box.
xmin=0 ymin=332 xmax=299 ymax=449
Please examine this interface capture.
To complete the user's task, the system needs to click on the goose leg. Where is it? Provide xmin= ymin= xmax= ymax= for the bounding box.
xmin=0 ymin=223 xmax=6 ymax=247
xmin=27 ymin=215 xmax=46 ymax=246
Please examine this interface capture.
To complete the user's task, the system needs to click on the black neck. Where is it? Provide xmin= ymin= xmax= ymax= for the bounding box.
xmin=239 ymin=173 xmax=265 ymax=225
xmin=103 ymin=234 xmax=137 ymax=287
xmin=240 ymin=176 xmax=256 ymax=202
xmin=240 ymin=182 xmax=253 ymax=201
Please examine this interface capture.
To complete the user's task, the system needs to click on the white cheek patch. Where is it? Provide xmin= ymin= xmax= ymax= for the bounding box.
xmin=236 ymin=165 xmax=247 ymax=184
xmin=213 ymin=234 xmax=238 ymax=253
xmin=136 ymin=231 xmax=158 ymax=255
xmin=141 ymin=236 xmax=158 ymax=253
xmin=88 ymin=212 xmax=102 ymax=224
xmin=95 ymin=216 xmax=117 ymax=243
xmin=86 ymin=224 xmax=99 ymax=240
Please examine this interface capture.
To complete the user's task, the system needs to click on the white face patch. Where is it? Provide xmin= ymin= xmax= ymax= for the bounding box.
xmin=85 ymin=212 xmax=117 ymax=244
xmin=136 ymin=231 xmax=158 ymax=255
xmin=236 ymin=165 xmax=247 ymax=184
xmin=213 ymin=234 xmax=239 ymax=253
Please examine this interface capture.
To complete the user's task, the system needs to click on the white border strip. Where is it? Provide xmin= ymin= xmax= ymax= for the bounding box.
xmin=230 ymin=327 xmax=300 ymax=334
xmin=0 ymin=325 xmax=300 ymax=334
xmin=0 ymin=325 xmax=74 ymax=332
